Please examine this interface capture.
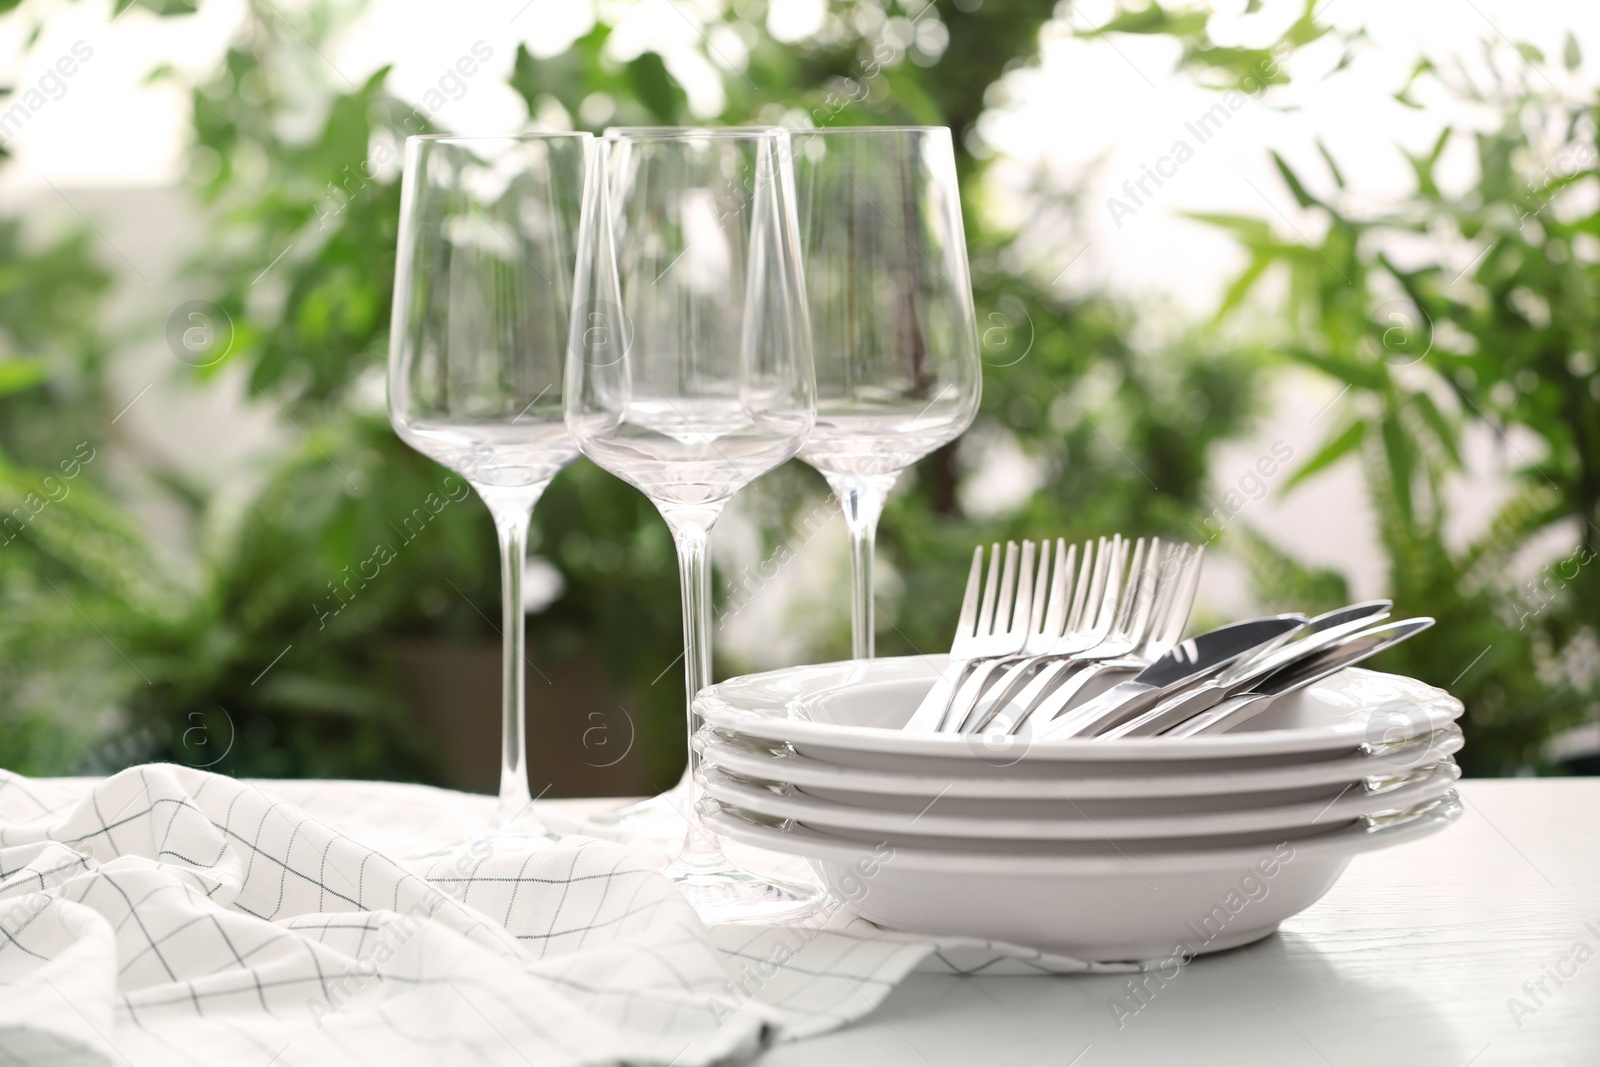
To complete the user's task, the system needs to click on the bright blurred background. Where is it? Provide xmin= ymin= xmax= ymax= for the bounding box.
xmin=1 ymin=0 xmax=1596 ymax=794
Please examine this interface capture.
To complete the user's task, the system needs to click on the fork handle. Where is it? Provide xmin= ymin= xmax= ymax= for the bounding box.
xmin=902 ymin=658 xmax=979 ymax=733
xmin=943 ymin=656 xmax=1030 ymax=733
xmin=958 ymin=656 xmax=1048 ymax=734
xmin=980 ymin=658 xmax=1087 ymax=735
xmin=1027 ymin=661 xmax=1138 ymax=738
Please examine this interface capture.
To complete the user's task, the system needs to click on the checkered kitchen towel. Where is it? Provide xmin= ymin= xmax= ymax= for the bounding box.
xmin=0 ymin=766 xmax=1129 ymax=1065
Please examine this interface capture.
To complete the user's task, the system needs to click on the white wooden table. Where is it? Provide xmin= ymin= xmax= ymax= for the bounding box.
xmin=751 ymin=779 xmax=1599 ymax=1066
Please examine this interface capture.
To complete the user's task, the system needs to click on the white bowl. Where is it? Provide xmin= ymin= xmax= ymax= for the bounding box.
xmin=695 ymin=658 xmax=1462 ymax=767
xmin=699 ymin=724 xmax=1464 ymax=799
xmin=701 ymin=759 xmax=1461 ymax=840
xmin=703 ymin=793 xmax=1463 ymax=961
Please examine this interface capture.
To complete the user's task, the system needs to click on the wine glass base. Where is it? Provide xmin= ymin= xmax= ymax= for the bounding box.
xmin=665 ymin=862 xmax=829 ymax=925
xmin=582 ymin=776 xmax=692 ymax=845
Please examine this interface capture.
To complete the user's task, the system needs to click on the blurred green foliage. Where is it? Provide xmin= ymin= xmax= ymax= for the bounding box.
xmin=0 ymin=0 xmax=1593 ymax=783
xmin=1192 ymin=41 xmax=1600 ymax=773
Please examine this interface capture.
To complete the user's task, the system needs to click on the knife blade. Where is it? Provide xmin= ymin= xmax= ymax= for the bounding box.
xmin=1028 ymin=614 xmax=1308 ymax=741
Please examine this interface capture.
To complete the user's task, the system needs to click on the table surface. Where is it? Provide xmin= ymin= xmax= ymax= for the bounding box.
xmin=746 ymin=778 xmax=1598 ymax=1067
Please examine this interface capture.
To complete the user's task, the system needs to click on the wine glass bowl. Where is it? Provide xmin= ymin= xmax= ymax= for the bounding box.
xmin=390 ymin=135 xmax=587 ymax=491
xmin=569 ymin=129 xmax=815 ymax=517
xmin=790 ymin=126 xmax=982 ymax=658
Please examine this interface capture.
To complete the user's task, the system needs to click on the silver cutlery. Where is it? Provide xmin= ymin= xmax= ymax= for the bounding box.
xmin=1001 ymin=541 xmax=1205 ymax=735
xmin=1098 ymin=600 xmax=1395 ymax=738
xmin=902 ymin=539 xmax=1039 ymax=732
xmin=948 ymin=535 xmax=1141 ymax=734
xmin=1153 ymin=617 xmax=1436 ymax=738
xmin=1030 ymin=611 xmax=1309 ymax=741
xmin=949 ymin=536 xmax=1151 ymax=736
xmin=940 ymin=537 xmax=1079 ymax=732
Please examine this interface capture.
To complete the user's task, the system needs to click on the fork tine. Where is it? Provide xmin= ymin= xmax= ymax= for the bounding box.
xmin=1064 ymin=540 xmax=1093 ymax=633
xmin=976 ymin=542 xmax=1001 ymax=638
xmin=954 ymin=546 xmax=984 ymax=646
xmin=1082 ymin=536 xmax=1114 ymax=630
xmin=1025 ymin=540 xmax=1052 ymax=639
xmin=1127 ymin=537 xmax=1163 ymax=640
xmin=1112 ymin=537 xmax=1149 ymax=636
xmin=1009 ymin=540 xmax=1038 ymax=636
xmin=1043 ymin=539 xmax=1073 ymax=639
xmin=992 ymin=541 xmax=1020 ymax=636
xmin=1100 ymin=536 xmax=1123 ymax=627
xmin=1159 ymin=544 xmax=1204 ymax=644
xmin=1143 ymin=543 xmax=1183 ymax=648
xmin=1126 ymin=537 xmax=1152 ymax=639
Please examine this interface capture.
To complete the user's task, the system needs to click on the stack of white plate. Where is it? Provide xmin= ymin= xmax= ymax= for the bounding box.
xmin=696 ymin=655 xmax=1464 ymax=961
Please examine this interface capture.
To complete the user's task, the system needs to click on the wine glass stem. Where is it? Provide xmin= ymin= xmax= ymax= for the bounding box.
xmin=825 ymin=472 xmax=899 ymax=660
xmin=667 ymin=514 xmax=726 ymax=870
xmin=479 ymin=485 xmax=548 ymax=828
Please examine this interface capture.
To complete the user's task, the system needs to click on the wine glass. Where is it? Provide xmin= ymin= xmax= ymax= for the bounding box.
xmin=388 ymin=132 xmax=591 ymax=851
xmin=790 ymin=126 xmax=981 ymax=659
xmin=567 ymin=127 xmax=824 ymax=920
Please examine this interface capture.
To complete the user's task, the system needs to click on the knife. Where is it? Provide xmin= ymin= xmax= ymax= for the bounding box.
xmin=1025 ymin=613 xmax=1309 ymax=741
xmin=1154 ymin=617 xmax=1435 ymax=738
xmin=1083 ymin=600 xmax=1394 ymax=740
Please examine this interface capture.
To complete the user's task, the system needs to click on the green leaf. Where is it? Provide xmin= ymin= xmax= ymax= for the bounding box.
xmin=1215 ymin=252 xmax=1273 ymax=318
xmin=1410 ymin=391 xmax=1463 ymax=470
xmin=1271 ymin=151 xmax=1319 ymax=209
xmin=1229 ymin=523 xmax=1350 ymax=612
xmin=626 ymin=51 xmax=687 ymax=125
xmin=1392 ymin=58 xmax=1435 ymax=109
xmin=1284 ymin=348 xmax=1388 ymax=390
xmin=0 ymin=358 xmax=47 ymax=395
xmin=1380 ymin=410 xmax=1416 ymax=527
xmin=1563 ymin=32 xmax=1581 ymax=72
xmin=1184 ymin=211 xmax=1277 ymax=241
xmin=1315 ymin=140 xmax=1346 ymax=189
xmin=1090 ymin=5 xmax=1209 ymax=39
xmin=1407 ymin=127 xmax=1452 ymax=197
xmin=1283 ymin=416 xmax=1367 ymax=492
xmin=113 ymin=0 xmax=199 ymax=14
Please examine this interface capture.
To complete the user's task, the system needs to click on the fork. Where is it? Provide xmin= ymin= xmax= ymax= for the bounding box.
xmin=901 ymin=540 xmax=1038 ymax=733
xmin=1027 ymin=543 xmax=1209 ymax=738
xmin=947 ymin=536 xmax=1123 ymax=734
xmin=939 ymin=537 xmax=1078 ymax=732
xmin=955 ymin=536 xmax=1137 ymax=735
xmin=1004 ymin=539 xmax=1192 ymax=736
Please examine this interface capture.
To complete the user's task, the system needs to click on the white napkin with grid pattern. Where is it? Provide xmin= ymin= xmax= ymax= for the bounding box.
xmin=0 ymin=765 xmax=1126 ymax=1066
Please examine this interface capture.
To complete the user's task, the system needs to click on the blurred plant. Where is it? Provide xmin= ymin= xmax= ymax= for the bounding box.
xmin=0 ymin=0 xmax=1343 ymax=783
xmin=1187 ymin=38 xmax=1600 ymax=773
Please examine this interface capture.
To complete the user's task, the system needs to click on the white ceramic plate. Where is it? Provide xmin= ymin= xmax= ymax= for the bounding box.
xmin=703 ymin=793 xmax=1462 ymax=960
xmin=699 ymin=723 xmax=1463 ymax=799
xmin=701 ymin=759 xmax=1460 ymax=840
xmin=695 ymin=657 xmax=1462 ymax=766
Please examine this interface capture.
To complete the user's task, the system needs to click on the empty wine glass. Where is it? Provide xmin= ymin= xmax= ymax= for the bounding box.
xmin=388 ymin=133 xmax=591 ymax=850
xmin=791 ymin=127 xmax=981 ymax=659
xmin=567 ymin=127 xmax=824 ymax=920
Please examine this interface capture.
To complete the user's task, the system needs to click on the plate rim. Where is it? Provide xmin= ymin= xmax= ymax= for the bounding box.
xmin=700 ymin=724 xmax=1465 ymax=798
xmin=700 ymin=760 xmax=1463 ymax=840
xmin=697 ymin=658 xmax=1464 ymax=762
xmin=703 ymin=792 xmax=1464 ymax=875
